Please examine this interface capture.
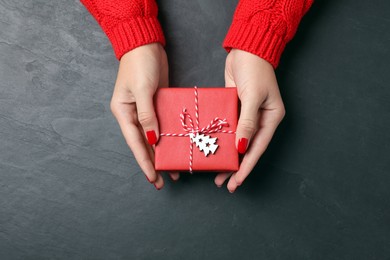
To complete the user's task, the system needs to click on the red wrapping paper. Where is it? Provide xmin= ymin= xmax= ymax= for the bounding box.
xmin=154 ymin=87 xmax=239 ymax=172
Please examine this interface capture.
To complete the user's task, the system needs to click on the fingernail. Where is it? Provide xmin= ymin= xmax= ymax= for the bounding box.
xmin=217 ymin=185 xmax=222 ymax=188
xmin=238 ymin=138 xmax=248 ymax=154
xmin=229 ymin=189 xmax=235 ymax=194
xmin=154 ymin=183 xmax=161 ymax=190
xmin=169 ymin=175 xmax=178 ymax=182
xmin=145 ymin=175 xmax=153 ymax=183
xmin=146 ymin=130 xmax=157 ymax=145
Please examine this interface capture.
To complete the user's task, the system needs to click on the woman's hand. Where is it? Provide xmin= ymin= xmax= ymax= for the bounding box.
xmin=215 ymin=49 xmax=285 ymax=193
xmin=110 ymin=43 xmax=179 ymax=190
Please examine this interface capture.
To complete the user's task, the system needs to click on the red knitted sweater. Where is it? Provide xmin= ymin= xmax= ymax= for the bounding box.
xmin=80 ymin=0 xmax=313 ymax=68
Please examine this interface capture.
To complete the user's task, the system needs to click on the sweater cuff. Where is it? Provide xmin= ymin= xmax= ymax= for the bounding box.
xmin=223 ymin=19 xmax=286 ymax=69
xmin=104 ymin=16 xmax=166 ymax=60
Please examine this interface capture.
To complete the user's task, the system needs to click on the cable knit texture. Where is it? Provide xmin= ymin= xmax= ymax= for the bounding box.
xmin=80 ymin=0 xmax=312 ymax=66
xmin=223 ymin=0 xmax=313 ymax=68
xmin=80 ymin=0 xmax=165 ymax=60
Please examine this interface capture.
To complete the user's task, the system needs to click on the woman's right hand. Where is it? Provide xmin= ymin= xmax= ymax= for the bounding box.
xmin=110 ymin=43 xmax=179 ymax=190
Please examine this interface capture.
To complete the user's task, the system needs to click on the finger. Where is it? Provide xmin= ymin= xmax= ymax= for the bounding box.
xmin=214 ymin=172 xmax=233 ymax=187
xmin=134 ymin=91 xmax=160 ymax=146
xmin=234 ymin=108 xmax=285 ymax=185
xmin=112 ymin=103 xmax=158 ymax=183
xmin=137 ymin=123 xmax=156 ymax=164
xmin=124 ymin=124 xmax=158 ymax=183
xmin=169 ymin=172 xmax=180 ymax=181
xmin=154 ymin=172 xmax=164 ymax=190
xmin=235 ymin=98 xmax=262 ymax=154
xmin=227 ymin=172 xmax=239 ymax=193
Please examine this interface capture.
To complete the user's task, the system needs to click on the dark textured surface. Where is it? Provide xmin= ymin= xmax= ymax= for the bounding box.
xmin=1 ymin=0 xmax=389 ymax=259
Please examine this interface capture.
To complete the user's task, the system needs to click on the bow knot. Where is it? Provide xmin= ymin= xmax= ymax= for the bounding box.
xmin=180 ymin=108 xmax=229 ymax=136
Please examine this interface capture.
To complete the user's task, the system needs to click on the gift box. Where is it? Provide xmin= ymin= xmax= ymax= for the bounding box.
xmin=154 ymin=87 xmax=239 ymax=172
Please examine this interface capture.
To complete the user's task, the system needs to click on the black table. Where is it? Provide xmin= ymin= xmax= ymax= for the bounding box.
xmin=0 ymin=0 xmax=389 ymax=259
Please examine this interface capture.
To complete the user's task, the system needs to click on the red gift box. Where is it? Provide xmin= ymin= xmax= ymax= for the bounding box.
xmin=154 ymin=87 xmax=239 ymax=172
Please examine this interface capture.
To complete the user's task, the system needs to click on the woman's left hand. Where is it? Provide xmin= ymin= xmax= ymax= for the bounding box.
xmin=215 ymin=49 xmax=286 ymax=193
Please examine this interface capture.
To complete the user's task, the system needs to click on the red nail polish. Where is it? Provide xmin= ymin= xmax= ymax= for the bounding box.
xmin=169 ymin=175 xmax=178 ymax=182
xmin=145 ymin=175 xmax=152 ymax=183
xmin=238 ymin=138 xmax=248 ymax=154
xmin=154 ymin=183 xmax=161 ymax=190
xmin=146 ymin=130 xmax=157 ymax=145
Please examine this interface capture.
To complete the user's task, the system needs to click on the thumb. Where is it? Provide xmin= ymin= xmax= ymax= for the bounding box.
xmin=135 ymin=90 xmax=159 ymax=145
xmin=236 ymin=98 xmax=261 ymax=154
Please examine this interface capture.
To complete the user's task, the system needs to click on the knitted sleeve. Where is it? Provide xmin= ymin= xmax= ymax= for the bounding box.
xmin=80 ymin=0 xmax=165 ymax=60
xmin=223 ymin=0 xmax=313 ymax=68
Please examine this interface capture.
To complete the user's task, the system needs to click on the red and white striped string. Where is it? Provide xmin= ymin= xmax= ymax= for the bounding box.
xmin=160 ymin=86 xmax=235 ymax=173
